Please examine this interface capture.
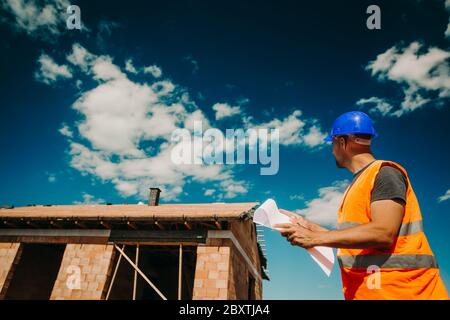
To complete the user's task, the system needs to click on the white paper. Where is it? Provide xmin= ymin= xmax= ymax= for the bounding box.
xmin=253 ymin=199 xmax=335 ymax=277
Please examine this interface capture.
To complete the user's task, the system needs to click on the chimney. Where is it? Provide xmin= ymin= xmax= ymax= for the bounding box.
xmin=148 ymin=188 xmax=161 ymax=206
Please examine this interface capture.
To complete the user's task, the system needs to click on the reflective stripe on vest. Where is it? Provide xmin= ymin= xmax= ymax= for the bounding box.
xmin=338 ymin=254 xmax=438 ymax=269
xmin=337 ymin=220 xmax=423 ymax=236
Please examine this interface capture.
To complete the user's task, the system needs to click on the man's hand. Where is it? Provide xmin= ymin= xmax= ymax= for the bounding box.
xmin=279 ymin=209 xmax=329 ymax=232
xmin=273 ymin=222 xmax=320 ymax=249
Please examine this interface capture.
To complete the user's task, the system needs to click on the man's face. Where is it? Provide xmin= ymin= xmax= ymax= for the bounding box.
xmin=332 ymin=136 xmax=346 ymax=168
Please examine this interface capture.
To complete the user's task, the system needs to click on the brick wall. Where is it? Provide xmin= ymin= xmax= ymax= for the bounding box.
xmin=192 ymin=230 xmax=262 ymax=300
xmin=192 ymin=239 xmax=231 ymax=300
xmin=50 ymin=244 xmax=115 ymax=300
xmin=0 ymin=243 xmax=21 ymax=299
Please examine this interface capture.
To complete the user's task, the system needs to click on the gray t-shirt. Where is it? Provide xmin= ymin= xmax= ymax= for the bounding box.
xmin=353 ymin=161 xmax=408 ymax=206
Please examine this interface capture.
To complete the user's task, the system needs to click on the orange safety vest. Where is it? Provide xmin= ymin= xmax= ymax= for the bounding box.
xmin=337 ymin=160 xmax=448 ymax=300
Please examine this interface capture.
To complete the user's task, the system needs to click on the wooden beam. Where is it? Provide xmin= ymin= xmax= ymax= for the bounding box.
xmin=133 ymin=245 xmax=139 ymax=300
xmin=154 ymin=221 xmax=165 ymax=230
xmin=25 ymin=220 xmax=38 ymax=228
xmin=100 ymin=221 xmax=111 ymax=229
xmin=49 ymin=221 xmax=62 ymax=229
xmin=109 ymin=230 xmax=207 ymax=243
xmin=113 ymin=244 xmax=167 ymax=300
xmin=106 ymin=245 xmax=125 ymax=300
xmin=178 ymin=244 xmax=183 ymax=300
xmin=127 ymin=221 xmax=137 ymax=230
xmin=2 ymin=221 xmax=15 ymax=228
xmin=74 ymin=221 xmax=87 ymax=229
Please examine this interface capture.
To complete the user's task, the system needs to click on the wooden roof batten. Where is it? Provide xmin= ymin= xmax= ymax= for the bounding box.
xmin=0 ymin=203 xmax=259 ymax=228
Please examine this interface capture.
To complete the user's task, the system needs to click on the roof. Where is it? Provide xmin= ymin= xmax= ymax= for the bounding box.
xmin=0 ymin=202 xmax=259 ymax=221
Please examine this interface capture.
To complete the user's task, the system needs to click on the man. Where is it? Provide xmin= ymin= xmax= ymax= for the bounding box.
xmin=275 ymin=111 xmax=448 ymax=300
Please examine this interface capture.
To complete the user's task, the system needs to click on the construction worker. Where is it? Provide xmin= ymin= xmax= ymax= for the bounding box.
xmin=275 ymin=111 xmax=449 ymax=300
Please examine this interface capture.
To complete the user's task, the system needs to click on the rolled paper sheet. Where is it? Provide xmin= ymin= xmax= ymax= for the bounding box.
xmin=253 ymin=199 xmax=335 ymax=277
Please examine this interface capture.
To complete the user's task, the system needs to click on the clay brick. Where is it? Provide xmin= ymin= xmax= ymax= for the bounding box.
xmin=206 ymin=287 xmax=219 ymax=298
xmin=215 ymin=279 xmax=227 ymax=289
xmin=195 ymin=270 xmax=207 ymax=279
xmin=197 ymin=255 xmax=209 ymax=262
xmin=218 ymin=271 xmax=228 ymax=280
xmin=197 ymin=246 xmax=207 ymax=253
xmin=205 ymin=246 xmax=218 ymax=253
xmin=219 ymin=247 xmax=230 ymax=254
xmin=194 ymin=279 xmax=203 ymax=288
xmin=210 ymin=253 xmax=221 ymax=262
xmin=71 ymin=290 xmax=82 ymax=299
xmin=218 ymin=288 xmax=228 ymax=299
xmin=204 ymin=262 xmax=217 ymax=271
xmin=203 ymin=279 xmax=216 ymax=288
xmin=194 ymin=287 xmax=206 ymax=297
xmin=208 ymin=271 xmax=219 ymax=279
xmin=196 ymin=261 xmax=204 ymax=270
xmin=217 ymin=262 xmax=229 ymax=271
xmin=86 ymin=273 xmax=96 ymax=282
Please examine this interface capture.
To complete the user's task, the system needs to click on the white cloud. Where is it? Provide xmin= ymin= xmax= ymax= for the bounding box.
xmin=217 ymin=180 xmax=249 ymax=199
xmin=1 ymin=0 xmax=70 ymax=38
xmin=295 ymin=180 xmax=349 ymax=227
xmin=35 ymin=54 xmax=72 ymax=84
xmin=356 ymin=97 xmax=393 ymax=116
xmin=362 ymin=42 xmax=450 ymax=117
xmin=289 ymin=194 xmax=304 ymax=201
xmin=74 ymin=192 xmax=105 ymax=205
xmin=125 ymin=59 xmax=138 ymax=74
xmin=302 ymin=125 xmax=328 ymax=148
xmin=59 ymin=123 xmax=73 ymax=138
xmin=91 ymin=56 xmax=126 ymax=81
xmin=248 ymin=110 xmax=327 ymax=147
xmin=41 ymin=43 xmax=328 ymax=201
xmin=212 ymin=103 xmax=241 ymax=120
xmin=143 ymin=65 xmax=162 ymax=78
xmin=123 ymin=59 xmax=163 ymax=78
xmin=204 ymin=189 xmax=215 ymax=196
xmin=438 ymin=189 xmax=450 ymax=203
xmin=52 ymin=44 xmax=244 ymax=200
xmin=46 ymin=172 xmax=57 ymax=183
xmin=67 ymin=43 xmax=95 ymax=71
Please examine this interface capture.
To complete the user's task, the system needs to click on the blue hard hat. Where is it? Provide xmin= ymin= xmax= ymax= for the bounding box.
xmin=324 ymin=111 xmax=377 ymax=142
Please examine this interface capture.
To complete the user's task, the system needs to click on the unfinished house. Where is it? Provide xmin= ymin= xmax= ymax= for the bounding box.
xmin=0 ymin=188 xmax=268 ymax=300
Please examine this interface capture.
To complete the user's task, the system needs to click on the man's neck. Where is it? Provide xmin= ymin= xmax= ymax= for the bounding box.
xmin=347 ymin=153 xmax=376 ymax=174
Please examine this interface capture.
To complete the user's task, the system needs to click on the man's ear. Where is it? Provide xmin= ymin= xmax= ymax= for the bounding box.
xmin=339 ymin=136 xmax=347 ymax=150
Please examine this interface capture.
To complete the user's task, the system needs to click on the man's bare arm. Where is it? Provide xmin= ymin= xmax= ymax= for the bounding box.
xmin=276 ymin=200 xmax=404 ymax=249
xmin=315 ymin=199 xmax=404 ymax=249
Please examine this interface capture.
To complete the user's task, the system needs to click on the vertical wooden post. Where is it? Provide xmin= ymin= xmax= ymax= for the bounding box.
xmin=106 ymin=244 xmax=125 ymax=300
xmin=113 ymin=244 xmax=167 ymax=300
xmin=133 ymin=244 xmax=140 ymax=300
xmin=178 ymin=244 xmax=183 ymax=300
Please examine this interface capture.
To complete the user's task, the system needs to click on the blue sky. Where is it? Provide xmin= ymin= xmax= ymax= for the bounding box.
xmin=0 ymin=0 xmax=449 ymax=299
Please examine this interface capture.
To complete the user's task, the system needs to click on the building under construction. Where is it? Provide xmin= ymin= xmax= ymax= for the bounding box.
xmin=0 ymin=188 xmax=268 ymax=300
